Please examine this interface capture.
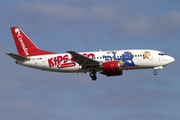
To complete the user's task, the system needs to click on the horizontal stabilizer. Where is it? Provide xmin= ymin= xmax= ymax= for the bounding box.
xmin=6 ymin=52 xmax=30 ymax=61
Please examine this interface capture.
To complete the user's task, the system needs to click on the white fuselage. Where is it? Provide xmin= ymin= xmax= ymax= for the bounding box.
xmin=16 ymin=49 xmax=175 ymax=73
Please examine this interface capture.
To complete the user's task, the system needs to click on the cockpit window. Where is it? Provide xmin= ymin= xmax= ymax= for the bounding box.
xmin=158 ymin=53 xmax=166 ymax=56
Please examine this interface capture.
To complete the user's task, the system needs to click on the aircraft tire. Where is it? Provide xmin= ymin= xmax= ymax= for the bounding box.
xmin=90 ymin=71 xmax=97 ymax=81
xmin=90 ymin=72 xmax=95 ymax=77
xmin=153 ymin=71 xmax=157 ymax=75
xmin=91 ymin=75 xmax=97 ymax=81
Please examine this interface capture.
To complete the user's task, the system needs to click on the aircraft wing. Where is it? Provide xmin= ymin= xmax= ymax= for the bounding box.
xmin=66 ymin=51 xmax=100 ymax=66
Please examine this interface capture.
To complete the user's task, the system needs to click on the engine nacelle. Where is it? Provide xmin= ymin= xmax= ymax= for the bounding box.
xmin=103 ymin=61 xmax=120 ymax=70
xmin=102 ymin=61 xmax=123 ymax=76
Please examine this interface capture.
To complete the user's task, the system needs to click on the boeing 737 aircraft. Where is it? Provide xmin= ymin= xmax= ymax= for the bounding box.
xmin=6 ymin=27 xmax=175 ymax=81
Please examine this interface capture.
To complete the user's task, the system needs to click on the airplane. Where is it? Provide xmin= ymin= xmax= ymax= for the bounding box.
xmin=6 ymin=27 xmax=175 ymax=81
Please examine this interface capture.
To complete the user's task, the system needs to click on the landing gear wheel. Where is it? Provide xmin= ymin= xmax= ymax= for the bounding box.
xmin=90 ymin=72 xmax=95 ymax=77
xmin=89 ymin=71 xmax=97 ymax=81
xmin=153 ymin=70 xmax=157 ymax=75
xmin=92 ymin=75 xmax=97 ymax=81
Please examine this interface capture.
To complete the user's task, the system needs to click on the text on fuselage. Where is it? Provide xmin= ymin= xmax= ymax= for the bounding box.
xmin=48 ymin=53 xmax=94 ymax=67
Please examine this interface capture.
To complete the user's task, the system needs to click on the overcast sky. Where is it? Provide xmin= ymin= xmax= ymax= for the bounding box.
xmin=0 ymin=0 xmax=180 ymax=120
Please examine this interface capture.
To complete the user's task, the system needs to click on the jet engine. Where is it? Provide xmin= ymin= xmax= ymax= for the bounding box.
xmin=101 ymin=61 xmax=123 ymax=76
xmin=103 ymin=61 xmax=120 ymax=70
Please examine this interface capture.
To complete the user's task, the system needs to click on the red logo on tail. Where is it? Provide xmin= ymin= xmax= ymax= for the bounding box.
xmin=14 ymin=28 xmax=29 ymax=56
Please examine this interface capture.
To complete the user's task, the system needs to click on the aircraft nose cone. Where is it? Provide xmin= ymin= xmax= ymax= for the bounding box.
xmin=169 ymin=56 xmax=175 ymax=63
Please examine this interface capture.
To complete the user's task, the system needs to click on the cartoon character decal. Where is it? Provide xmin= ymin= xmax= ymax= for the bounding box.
xmin=143 ymin=51 xmax=151 ymax=59
xmin=120 ymin=52 xmax=135 ymax=66
xmin=104 ymin=51 xmax=137 ymax=68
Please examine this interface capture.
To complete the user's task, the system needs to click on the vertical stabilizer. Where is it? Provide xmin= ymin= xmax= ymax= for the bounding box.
xmin=10 ymin=27 xmax=56 ymax=56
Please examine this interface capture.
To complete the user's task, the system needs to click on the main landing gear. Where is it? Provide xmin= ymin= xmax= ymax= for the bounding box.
xmin=90 ymin=71 xmax=97 ymax=81
xmin=153 ymin=70 xmax=157 ymax=75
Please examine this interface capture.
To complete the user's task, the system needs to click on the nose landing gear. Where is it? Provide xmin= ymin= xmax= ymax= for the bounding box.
xmin=90 ymin=71 xmax=97 ymax=81
xmin=153 ymin=70 xmax=157 ymax=75
xmin=153 ymin=66 xmax=163 ymax=75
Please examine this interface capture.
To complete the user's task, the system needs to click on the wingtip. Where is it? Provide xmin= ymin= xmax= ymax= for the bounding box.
xmin=5 ymin=52 xmax=12 ymax=55
xmin=66 ymin=50 xmax=75 ymax=53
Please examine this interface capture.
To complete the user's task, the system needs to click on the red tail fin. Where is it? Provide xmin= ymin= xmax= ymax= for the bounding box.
xmin=11 ymin=27 xmax=56 ymax=56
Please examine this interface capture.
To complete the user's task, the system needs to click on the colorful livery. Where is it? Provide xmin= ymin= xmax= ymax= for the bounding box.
xmin=6 ymin=27 xmax=175 ymax=81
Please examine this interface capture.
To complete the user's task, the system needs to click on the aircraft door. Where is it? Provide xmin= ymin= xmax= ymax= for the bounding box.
xmin=148 ymin=51 xmax=153 ymax=60
xmin=42 ymin=57 xmax=47 ymax=68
